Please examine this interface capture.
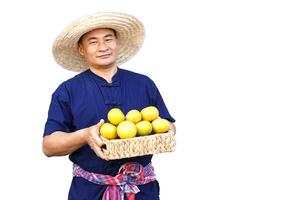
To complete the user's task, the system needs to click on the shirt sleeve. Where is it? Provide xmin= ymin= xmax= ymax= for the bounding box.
xmin=43 ymin=82 xmax=73 ymax=137
xmin=148 ymin=78 xmax=176 ymax=123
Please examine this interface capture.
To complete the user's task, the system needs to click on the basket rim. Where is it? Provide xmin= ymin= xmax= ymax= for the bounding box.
xmin=100 ymin=130 xmax=175 ymax=142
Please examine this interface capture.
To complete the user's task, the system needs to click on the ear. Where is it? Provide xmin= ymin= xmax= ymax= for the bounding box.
xmin=78 ymin=44 xmax=85 ymax=56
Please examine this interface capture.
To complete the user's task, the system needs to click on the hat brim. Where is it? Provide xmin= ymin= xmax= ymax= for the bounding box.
xmin=52 ymin=12 xmax=145 ymax=72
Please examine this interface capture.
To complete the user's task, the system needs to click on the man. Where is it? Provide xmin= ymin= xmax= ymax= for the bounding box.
xmin=43 ymin=12 xmax=175 ymax=200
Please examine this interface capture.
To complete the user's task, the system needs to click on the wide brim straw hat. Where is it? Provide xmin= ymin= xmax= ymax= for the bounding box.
xmin=52 ymin=12 xmax=145 ymax=72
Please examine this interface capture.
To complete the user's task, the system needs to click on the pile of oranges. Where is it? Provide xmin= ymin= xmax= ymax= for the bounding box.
xmin=99 ymin=106 xmax=170 ymax=140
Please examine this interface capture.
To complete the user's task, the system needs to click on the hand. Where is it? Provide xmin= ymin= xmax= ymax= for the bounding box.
xmin=169 ymin=123 xmax=176 ymax=134
xmin=84 ymin=119 xmax=108 ymax=160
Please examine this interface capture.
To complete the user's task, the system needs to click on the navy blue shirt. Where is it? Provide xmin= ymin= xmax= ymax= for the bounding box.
xmin=44 ymin=68 xmax=175 ymax=200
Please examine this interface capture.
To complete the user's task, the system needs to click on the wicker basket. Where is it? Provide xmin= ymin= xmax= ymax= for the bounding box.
xmin=101 ymin=131 xmax=176 ymax=160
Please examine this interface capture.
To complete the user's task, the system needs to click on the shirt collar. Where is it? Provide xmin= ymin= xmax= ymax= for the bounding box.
xmin=87 ymin=67 xmax=121 ymax=84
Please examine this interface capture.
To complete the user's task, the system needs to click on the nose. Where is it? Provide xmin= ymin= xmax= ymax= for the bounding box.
xmin=97 ymin=42 xmax=109 ymax=52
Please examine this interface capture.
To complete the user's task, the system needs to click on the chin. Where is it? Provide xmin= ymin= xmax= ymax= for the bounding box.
xmin=92 ymin=62 xmax=116 ymax=69
xmin=97 ymin=58 xmax=116 ymax=65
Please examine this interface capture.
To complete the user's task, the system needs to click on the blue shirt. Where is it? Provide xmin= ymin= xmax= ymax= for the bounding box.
xmin=44 ymin=68 xmax=175 ymax=200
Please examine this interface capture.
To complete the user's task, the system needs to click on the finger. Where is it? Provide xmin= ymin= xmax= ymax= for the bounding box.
xmin=91 ymin=120 xmax=104 ymax=137
xmin=96 ymin=119 xmax=104 ymax=127
xmin=91 ymin=134 xmax=105 ymax=148
xmin=169 ymin=123 xmax=176 ymax=134
xmin=93 ymin=145 xmax=108 ymax=160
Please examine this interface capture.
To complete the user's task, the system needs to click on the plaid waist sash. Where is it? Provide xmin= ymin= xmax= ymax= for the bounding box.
xmin=73 ymin=162 xmax=156 ymax=200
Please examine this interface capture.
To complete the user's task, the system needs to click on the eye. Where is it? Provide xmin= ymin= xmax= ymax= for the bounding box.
xmin=105 ymin=38 xmax=113 ymax=42
xmin=89 ymin=41 xmax=97 ymax=44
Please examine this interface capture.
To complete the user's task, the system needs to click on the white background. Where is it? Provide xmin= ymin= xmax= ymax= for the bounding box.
xmin=0 ymin=0 xmax=297 ymax=199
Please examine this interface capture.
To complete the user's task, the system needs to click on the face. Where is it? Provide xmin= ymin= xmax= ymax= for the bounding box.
xmin=78 ymin=28 xmax=120 ymax=69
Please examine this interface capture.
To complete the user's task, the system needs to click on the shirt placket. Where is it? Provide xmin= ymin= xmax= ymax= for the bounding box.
xmin=100 ymin=81 xmax=121 ymax=108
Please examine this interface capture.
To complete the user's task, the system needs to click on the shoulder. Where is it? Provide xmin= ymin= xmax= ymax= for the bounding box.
xmin=63 ymin=70 xmax=88 ymax=87
xmin=60 ymin=70 xmax=89 ymax=90
xmin=52 ymin=70 xmax=88 ymax=98
xmin=120 ymin=68 xmax=154 ymax=85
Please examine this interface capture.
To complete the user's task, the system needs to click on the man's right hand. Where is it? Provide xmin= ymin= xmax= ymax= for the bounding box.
xmin=42 ymin=119 xmax=108 ymax=159
xmin=83 ymin=119 xmax=108 ymax=160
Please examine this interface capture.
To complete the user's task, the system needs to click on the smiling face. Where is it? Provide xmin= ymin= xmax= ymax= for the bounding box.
xmin=78 ymin=28 xmax=120 ymax=69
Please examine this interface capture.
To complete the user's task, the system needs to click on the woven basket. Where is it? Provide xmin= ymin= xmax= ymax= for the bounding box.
xmin=101 ymin=131 xmax=176 ymax=160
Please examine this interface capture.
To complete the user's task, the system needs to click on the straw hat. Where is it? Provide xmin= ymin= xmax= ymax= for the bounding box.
xmin=52 ymin=12 xmax=145 ymax=72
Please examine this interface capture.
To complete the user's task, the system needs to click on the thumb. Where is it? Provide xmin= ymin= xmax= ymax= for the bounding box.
xmin=96 ymin=119 xmax=105 ymax=127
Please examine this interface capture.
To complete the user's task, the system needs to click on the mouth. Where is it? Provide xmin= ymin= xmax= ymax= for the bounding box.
xmin=96 ymin=53 xmax=112 ymax=59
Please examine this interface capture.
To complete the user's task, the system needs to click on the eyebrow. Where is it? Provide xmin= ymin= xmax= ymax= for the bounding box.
xmin=87 ymin=37 xmax=98 ymax=41
xmin=104 ymin=34 xmax=115 ymax=38
xmin=87 ymin=34 xmax=115 ymax=41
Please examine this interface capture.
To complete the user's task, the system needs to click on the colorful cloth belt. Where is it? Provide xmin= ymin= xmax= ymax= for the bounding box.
xmin=73 ymin=162 xmax=156 ymax=200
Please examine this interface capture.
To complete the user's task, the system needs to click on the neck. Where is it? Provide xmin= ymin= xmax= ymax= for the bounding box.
xmin=89 ymin=65 xmax=118 ymax=83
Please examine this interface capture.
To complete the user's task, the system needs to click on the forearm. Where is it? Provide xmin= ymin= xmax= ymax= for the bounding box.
xmin=42 ymin=128 xmax=88 ymax=157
